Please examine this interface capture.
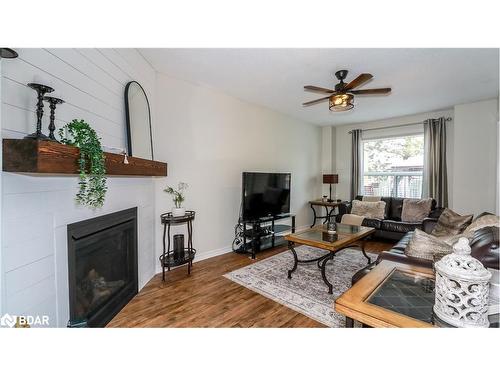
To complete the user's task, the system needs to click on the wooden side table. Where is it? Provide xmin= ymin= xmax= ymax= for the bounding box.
xmin=308 ymin=199 xmax=346 ymax=228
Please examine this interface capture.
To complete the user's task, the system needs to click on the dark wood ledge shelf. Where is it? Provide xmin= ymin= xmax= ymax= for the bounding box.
xmin=2 ymin=139 xmax=167 ymax=177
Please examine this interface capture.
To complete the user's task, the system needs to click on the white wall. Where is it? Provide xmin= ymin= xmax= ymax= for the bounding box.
xmin=321 ymin=126 xmax=332 ymax=173
xmin=320 ymin=126 xmax=339 ymax=199
xmin=320 ymin=126 xmax=332 ymax=198
xmin=153 ymin=73 xmax=322 ymax=267
xmin=0 ymin=49 xmax=157 ymax=327
xmin=452 ymin=98 xmax=498 ymax=215
xmin=332 ymin=108 xmax=454 ymax=202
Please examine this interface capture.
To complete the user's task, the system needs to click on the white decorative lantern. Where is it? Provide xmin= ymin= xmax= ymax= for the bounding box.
xmin=434 ymin=237 xmax=492 ymax=328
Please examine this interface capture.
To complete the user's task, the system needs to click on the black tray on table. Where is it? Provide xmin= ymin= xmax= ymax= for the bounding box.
xmin=159 ymin=248 xmax=197 ymax=268
xmin=161 ymin=210 xmax=195 ymax=224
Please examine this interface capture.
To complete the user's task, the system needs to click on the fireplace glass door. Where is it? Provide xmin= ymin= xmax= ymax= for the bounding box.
xmin=68 ymin=208 xmax=138 ymax=327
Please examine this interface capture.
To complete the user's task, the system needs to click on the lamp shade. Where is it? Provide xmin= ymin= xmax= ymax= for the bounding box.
xmin=323 ymin=174 xmax=338 ymax=184
xmin=329 ymin=94 xmax=354 ymax=112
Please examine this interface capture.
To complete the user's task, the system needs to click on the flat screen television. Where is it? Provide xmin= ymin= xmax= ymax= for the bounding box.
xmin=242 ymin=172 xmax=291 ymax=221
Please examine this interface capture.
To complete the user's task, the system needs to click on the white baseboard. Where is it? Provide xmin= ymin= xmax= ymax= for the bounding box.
xmin=154 ymin=245 xmax=233 ymax=274
xmin=152 ymin=224 xmax=311 ymax=275
xmin=139 ymin=267 xmax=156 ymax=291
xmin=193 ymin=245 xmax=233 ymax=263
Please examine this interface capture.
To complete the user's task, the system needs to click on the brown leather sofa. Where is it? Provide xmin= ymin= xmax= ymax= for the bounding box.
xmin=352 ymin=212 xmax=500 ymax=285
xmin=337 ymin=195 xmax=445 ymax=241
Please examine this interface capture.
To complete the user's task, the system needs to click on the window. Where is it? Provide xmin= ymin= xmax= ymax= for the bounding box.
xmin=361 ymin=134 xmax=424 ymax=198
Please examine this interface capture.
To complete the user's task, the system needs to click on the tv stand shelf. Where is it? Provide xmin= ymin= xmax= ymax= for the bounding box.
xmin=239 ymin=214 xmax=296 ymax=259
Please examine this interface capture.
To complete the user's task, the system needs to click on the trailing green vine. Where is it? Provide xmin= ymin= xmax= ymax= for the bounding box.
xmin=59 ymin=119 xmax=107 ymax=208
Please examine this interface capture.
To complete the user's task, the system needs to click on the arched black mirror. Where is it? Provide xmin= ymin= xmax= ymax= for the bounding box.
xmin=125 ymin=81 xmax=154 ymax=160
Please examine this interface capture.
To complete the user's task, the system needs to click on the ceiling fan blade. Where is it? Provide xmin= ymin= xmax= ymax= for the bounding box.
xmin=350 ymin=88 xmax=391 ymax=95
xmin=304 ymin=85 xmax=335 ymax=94
xmin=344 ymin=73 xmax=373 ymax=90
xmin=302 ymin=96 xmax=331 ymax=106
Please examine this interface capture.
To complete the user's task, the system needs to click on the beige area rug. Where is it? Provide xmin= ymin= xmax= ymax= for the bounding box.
xmin=224 ymin=246 xmax=374 ymax=327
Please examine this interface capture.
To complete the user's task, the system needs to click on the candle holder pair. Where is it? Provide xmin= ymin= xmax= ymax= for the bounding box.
xmin=25 ymin=83 xmax=65 ymax=142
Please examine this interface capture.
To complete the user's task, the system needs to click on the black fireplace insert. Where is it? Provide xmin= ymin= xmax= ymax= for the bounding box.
xmin=67 ymin=207 xmax=138 ymax=327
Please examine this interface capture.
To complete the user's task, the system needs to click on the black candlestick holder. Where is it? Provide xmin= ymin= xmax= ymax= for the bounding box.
xmin=43 ymin=96 xmax=65 ymax=142
xmin=25 ymin=83 xmax=54 ymax=140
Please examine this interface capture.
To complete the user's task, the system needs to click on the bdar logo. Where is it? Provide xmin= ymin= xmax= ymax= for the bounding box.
xmin=0 ymin=313 xmax=17 ymax=328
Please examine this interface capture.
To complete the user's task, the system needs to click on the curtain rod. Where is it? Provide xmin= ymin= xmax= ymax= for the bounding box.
xmin=348 ymin=117 xmax=452 ymax=134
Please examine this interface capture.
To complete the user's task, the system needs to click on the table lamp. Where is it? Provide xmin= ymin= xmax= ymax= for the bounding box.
xmin=323 ymin=174 xmax=338 ymax=202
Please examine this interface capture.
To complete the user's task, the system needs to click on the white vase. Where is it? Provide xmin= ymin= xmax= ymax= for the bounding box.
xmin=172 ymin=207 xmax=186 ymax=217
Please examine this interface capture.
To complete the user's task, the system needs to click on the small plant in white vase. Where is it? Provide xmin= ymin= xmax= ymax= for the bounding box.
xmin=164 ymin=182 xmax=189 ymax=217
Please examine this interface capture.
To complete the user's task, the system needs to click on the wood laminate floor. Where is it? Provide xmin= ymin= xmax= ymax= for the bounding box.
xmin=108 ymin=240 xmax=393 ymax=328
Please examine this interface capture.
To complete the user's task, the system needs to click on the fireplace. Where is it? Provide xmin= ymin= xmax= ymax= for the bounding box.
xmin=67 ymin=208 xmax=138 ymax=327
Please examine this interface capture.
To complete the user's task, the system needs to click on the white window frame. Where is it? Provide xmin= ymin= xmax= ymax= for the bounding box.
xmin=360 ymin=132 xmax=425 ymax=198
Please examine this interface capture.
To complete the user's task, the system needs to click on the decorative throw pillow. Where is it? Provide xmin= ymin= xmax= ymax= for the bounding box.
xmin=362 ymin=196 xmax=381 ymax=202
xmin=405 ymin=229 xmax=454 ymax=261
xmin=350 ymin=200 xmax=386 ymax=220
xmin=441 ymin=233 xmax=466 ymax=245
xmin=431 ymin=208 xmax=473 ymax=237
xmin=463 ymin=214 xmax=500 ymax=234
xmin=401 ymin=198 xmax=433 ymax=222
xmin=340 ymin=213 xmax=365 ymax=226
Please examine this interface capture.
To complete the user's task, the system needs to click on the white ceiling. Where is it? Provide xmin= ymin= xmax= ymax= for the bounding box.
xmin=139 ymin=48 xmax=499 ymax=126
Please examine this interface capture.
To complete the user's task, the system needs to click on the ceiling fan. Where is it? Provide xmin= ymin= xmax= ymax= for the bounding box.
xmin=303 ymin=70 xmax=391 ymax=112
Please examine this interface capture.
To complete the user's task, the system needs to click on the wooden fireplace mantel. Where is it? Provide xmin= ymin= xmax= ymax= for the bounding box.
xmin=2 ymin=139 xmax=167 ymax=177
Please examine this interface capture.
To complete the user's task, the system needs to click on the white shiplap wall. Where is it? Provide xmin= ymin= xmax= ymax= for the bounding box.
xmin=0 ymin=49 xmax=158 ymax=327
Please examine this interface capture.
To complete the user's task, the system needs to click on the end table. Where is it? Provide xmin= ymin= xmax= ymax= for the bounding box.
xmin=159 ymin=211 xmax=196 ymax=281
xmin=308 ymin=199 xmax=346 ymax=228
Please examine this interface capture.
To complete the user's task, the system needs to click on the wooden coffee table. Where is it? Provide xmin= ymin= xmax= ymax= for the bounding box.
xmin=334 ymin=261 xmax=436 ymax=328
xmin=284 ymin=224 xmax=375 ymax=294
xmin=335 ymin=260 xmax=499 ymax=328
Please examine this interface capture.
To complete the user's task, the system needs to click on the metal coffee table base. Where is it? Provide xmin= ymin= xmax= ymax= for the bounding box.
xmin=287 ymin=240 xmax=372 ymax=294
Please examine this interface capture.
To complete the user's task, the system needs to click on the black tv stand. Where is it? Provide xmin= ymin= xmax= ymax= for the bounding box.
xmin=237 ymin=214 xmax=296 ymax=259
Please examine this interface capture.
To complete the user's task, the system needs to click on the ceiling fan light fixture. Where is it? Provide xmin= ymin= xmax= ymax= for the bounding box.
xmin=329 ymin=93 xmax=354 ymax=112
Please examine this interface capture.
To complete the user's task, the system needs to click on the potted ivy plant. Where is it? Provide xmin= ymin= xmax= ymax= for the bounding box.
xmin=59 ymin=119 xmax=107 ymax=208
xmin=164 ymin=182 xmax=189 ymax=217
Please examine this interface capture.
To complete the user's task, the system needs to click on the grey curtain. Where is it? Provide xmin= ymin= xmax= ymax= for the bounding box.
xmin=350 ymin=129 xmax=362 ymax=200
xmin=423 ymin=117 xmax=448 ymax=207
